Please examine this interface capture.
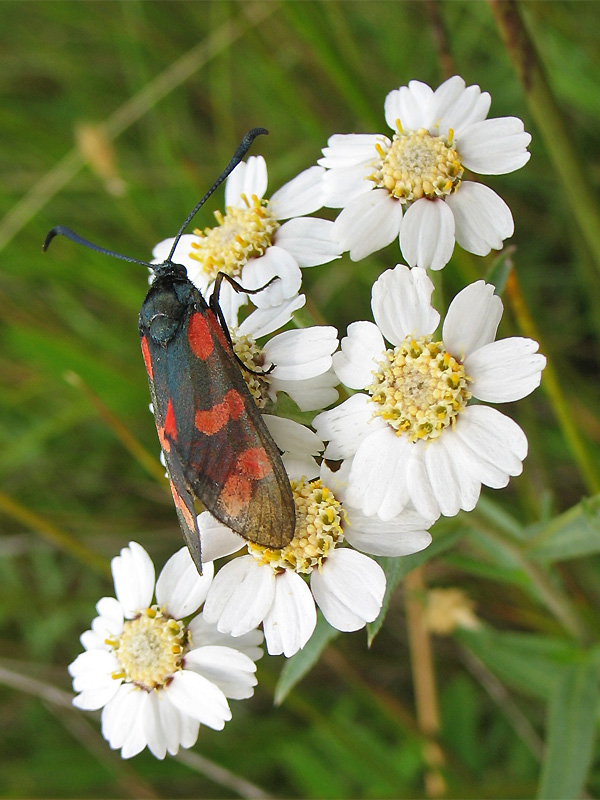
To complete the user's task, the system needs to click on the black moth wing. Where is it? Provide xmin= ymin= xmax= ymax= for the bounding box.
xmin=139 ymin=267 xmax=295 ymax=571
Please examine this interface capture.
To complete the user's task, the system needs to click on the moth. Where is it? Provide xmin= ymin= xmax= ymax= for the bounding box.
xmin=44 ymin=129 xmax=296 ymax=573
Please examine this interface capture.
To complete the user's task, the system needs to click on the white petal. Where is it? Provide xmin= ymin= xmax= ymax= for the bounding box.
xmin=264 ymin=326 xmax=338 ymax=381
xmin=95 ymin=596 xmax=124 ymax=629
xmin=270 ymin=166 xmax=325 ymax=218
xmin=241 ymin=247 xmax=302 ymax=308
xmin=168 ymin=669 xmax=231 ymax=730
xmin=321 ymin=163 xmax=376 ymax=207
xmin=311 ymin=549 xmax=385 ymax=631
xmin=153 ymin=692 xmax=185 ymax=756
xmin=371 ymin=264 xmax=439 ymax=345
xmin=443 ymin=280 xmax=503 ymax=360
xmin=384 ymin=81 xmax=433 ymax=131
xmin=73 ymin=683 xmax=122 ymax=711
xmin=187 ymin=615 xmax=264 ymax=662
xmin=275 ymin=217 xmax=342 ymax=267
xmin=263 ymin=415 xmax=324 ymax=456
xmin=343 ymin=504 xmax=433 ymax=557
xmin=467 ymin=338 xmax=546 ymax=402
xmin=69 ymin=649 xmax=120 ymax=690
xmin=333 ymin=321 xmax=385 ymax=389
xmin=457 ymin=117 xmax=531 ymax=175
xmin=456 ymin=405 xmax=528 ymax=479
xmin=144 ymin=692 xmax=171 ymax=759
xmin=203 ymin=557 xmax=275 ymax=637
xmin=400 ymin=198 xmax=455 ymax=270
xmin=263 ymin=571 xmax=317 ymax=657
xmin=346 ymin=427 xmax=412 ymax=518
xmin=152 ymin=234 xmax=204 ymax=277
xmin=440 ymin=85 xmax=491 ymax=139
xmin=101 ymin=684 xmax=145 ymax=754
xmin=185 ymin=645 xmax=257 ymax=699
xmin=313 ymin=394 xmax=381 ymax=460
xmin=422 ymin=434 xmax=481 ymax=516
xmin=319 ymin=133 xmax=386 ymax=168
xmin=197 ymin=512 xmax=245 ymax=562
xmin=237 ymin=294 xmax=305 ymax=340
xmin=270 ymin=370 xmax=339 ymax=413
xmin=156 ymin=547 xmax=214 ymax=619
xmin=225 ymin=156 xmax=268 ymax=207
xmin=334 ymin=190 xmax=403 ymax=261
xmin=447 ymin=182 xmax=514 ymax=255
xmin=428 ymin=75 xmax=467 ymax=131
xmin=282 ymin=453 xmax=320 ymax=482
xmin=111 ymin=542 xmax=155 ymax=618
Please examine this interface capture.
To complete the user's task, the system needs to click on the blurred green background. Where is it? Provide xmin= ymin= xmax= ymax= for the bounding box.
xmin=2 ymin=1 xmax=600 ymax=797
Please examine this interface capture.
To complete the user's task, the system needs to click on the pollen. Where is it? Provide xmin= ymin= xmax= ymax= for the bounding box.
xmin=369 ymin=128 xmax=463 ymax=204
xmin=366 ymin=335 xmax=472 ymax=442
xmin=112 ymin=607 xmax=188 ymax=691
xmin=248 ymin=478 xmax=344 ymax=573
xmin=189 ymin=195 xmax=280 ymax=282
xmin=232 ymin=332 xmax=271 ymax=409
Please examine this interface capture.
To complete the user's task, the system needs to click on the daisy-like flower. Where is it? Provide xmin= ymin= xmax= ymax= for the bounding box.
xmin=313 ymin=265 xmax=546 ymax=521
xmin=201 ymin=418 xmax=433 ymax=657
xmin=319 ymin=75 xmax=531 ymax=269
xmin=68 ymin=542 xmax=262 ymax=759
xmin=152 ymin=155 xmax=342 ymax=307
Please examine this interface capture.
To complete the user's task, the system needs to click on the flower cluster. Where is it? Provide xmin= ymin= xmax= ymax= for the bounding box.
xmin=70 ymin=75 xmax=544 ymax=759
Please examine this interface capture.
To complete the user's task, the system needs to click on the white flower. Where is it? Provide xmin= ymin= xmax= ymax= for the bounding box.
xmin=319 ymin=75 xmax=531 ymax=269
xmin=68 ymin=542 xmax=262 ymax=759
xmin=313 ymin=265 xmax=546 ymax=521
xmin=153 ymin=155 xmax=342 ymax=307
xmin=217 ymin=292 xmax=339 ymax=413
xmin=200 ymin=420 xmax=432 ymax=657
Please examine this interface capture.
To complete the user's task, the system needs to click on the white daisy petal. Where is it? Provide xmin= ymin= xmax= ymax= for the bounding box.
xmin=185 ymin=645 xmax=257 ymax=700
xmin=225 ymin=156 xmax=268 ymax=207
xmin=168 ymin=669 xmax=231 ymax=731
xmin=263 ymin=571 xmax=317 ymax=656
xmin=270 ymin=166 xmax=325 ymax=218
xmin=275 ymin=217 xmax=342 ymax=267
xmin=264 ymin=414 xmax=324 ymax=456
xmin=400 ymin=197 xmax=456 ymax=270
xmin=311 ymin=549 xmax=385 ymax=631
xmin=458 ymin=117 xmax=532 ymax=175
xmin=187 ymin=616 xmax=264 ymax=662
xmin=443 ymin=280 xmax=503 ymax=360
xmin=313 ymin=394 xmax=384 ymax=460
xmin=446 ymin=182 xmax=514 ymax=256
xmin=319 ymin=133 xmax=387 ymax=168
xmin=197 ymin=512 xmax=245 ymax=562
xmin=264 ymin=326 xmax=338 ymax=381
xmin=202 ymin=557 xmax=276 ymax=637
xmin=111 ymin=542 xmax=155 ymax=618
xmin=101 ymin=684 xmax=142 ymax=752
xmin=241 ymin=247 xmax=302 ymax=308
xmin=457 ymin=405 xmax=528 ymax=478
xmin=237 ymin=294 xmax=306 ymax=340
xmin=333 ymin=321 xmax=385 ymax=389
xmin=384 ymin=81 xmax=434 ymax=131
xmin=282 ymin=453 xmax=320 ymax=482
xmin=371 ymin=264 xmax=439 ymax=345
xmin=428 ymin=75 xmax=467 ymax=131
xmin=322 ymin=163 xmax=376 ymax=207
xmin=270 ymin=370 xmax=339 ymax=413
xmin=405 ymin=445 xmax=446 ymax=520
xmin=334 ymin=190 xmax=403 ymax=261
xmin=441 ymin=85 xmax=491 ymax=139
xmin=73 ymin=684 xmax=122 ymax=711
xmin=156 ymin=548 xmax=214 ymax=619
xmin=343 ymin=504 xmax=433 ymax=557
xmin=467 ymin=337 xmax=546 ymax=403
xmin=153 ymin=693 xmax=183 ymax=756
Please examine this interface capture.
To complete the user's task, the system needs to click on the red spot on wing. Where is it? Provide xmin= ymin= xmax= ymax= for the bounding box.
xmin=237 ymin=447 xmax=273 ymax=480
xmin=195 ymin=389 xmax=245 ymax=435
xmin=157 ymin=424 xmax=170 ymax=453
xmin=164 ymin=398 xmax=177 ymax=441
xmin=170 ymin=480 xmax=196 ymax=530
xmin=220 ymin=475 xmax=253 ymax=517
xmin=188 ymin=312 xmax=214 ymax=360
xmin=141 ymin=336 xmax=153 ymax=381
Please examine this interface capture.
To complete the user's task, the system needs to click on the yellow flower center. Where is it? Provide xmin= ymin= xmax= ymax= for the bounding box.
xmin=367 ymin=335 xmax=472 ymax=442
xmin=232 ymin=332 xmax=270 ymax=409
xmin=110 ymin=607 xmax=188 ymax=691
xmin=370 ymin=127 xmax=463 ymax=203
xmin=248 ymin=479 xmax=344 ymax=573
xmin=189 ymin=194 xmax=280 ymax=282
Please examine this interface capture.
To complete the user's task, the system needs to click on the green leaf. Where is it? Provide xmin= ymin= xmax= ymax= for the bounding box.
xmin=537 ymin=651 xmax=600 ymax=799
xmin=525 ymin=494 xmax=600 ymax=563
xmin=274 ymin=614 xmax=339 ymax=705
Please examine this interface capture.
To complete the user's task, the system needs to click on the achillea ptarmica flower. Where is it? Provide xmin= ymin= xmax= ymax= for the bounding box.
xmin=200 ymin=419 xmax=433 ymax=657
xmin=153 ymin=155 xmax=342 ymax=307
xmin=313 ymin=265 xmax=546 ymax=521
xmin=68 ymin=542 xmax=262 ymax=759
xmin=319 ymin=75 xmax=531 ymax=269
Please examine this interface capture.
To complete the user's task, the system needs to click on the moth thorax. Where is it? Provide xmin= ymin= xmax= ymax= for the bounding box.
xmin=247 ymin=478 xmax=344 ymax=574
xmin=232 ymin=333 xmax=271 ymax=408
xmin=366 ymin=334 xmax=472 ymax=442
xmin=110 ymin=607 xmax=187 ymax=691
xmin=188 ymin=195 xmax=279 ymax=282
xmin=369 ymin=126 xmax=463 ymax=203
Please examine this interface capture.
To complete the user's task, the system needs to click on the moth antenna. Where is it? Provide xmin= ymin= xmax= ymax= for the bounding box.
xmin=166 ymin=127 xmax=269 ymax=263
xmin=42 ymin=225 xmax=153 ymax=267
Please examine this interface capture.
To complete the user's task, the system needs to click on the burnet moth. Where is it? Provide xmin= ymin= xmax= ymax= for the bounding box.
xmin=43 ymin=128 xmax=296 ymax=573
